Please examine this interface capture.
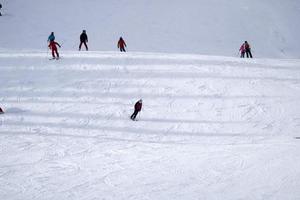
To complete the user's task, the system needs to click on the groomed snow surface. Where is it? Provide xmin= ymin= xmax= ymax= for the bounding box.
xmin=0 ymin=51 xmax=300 ymax=199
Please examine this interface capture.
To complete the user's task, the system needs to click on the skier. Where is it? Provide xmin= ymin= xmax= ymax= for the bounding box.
xmin=0 ymin=3 xmax=2 ymax=16
xmin=79 ymin=30 xmax=88 ymax=51
xmin=244 ymin=41 xmax=253 ymax=58
xmin=0 ymin=107 xmax=4 ymax=114
xmin=130 ymin=99 xmax=142 ymax=121
xmin=239 ymin=43 xmax=246 ymax=58
xmin=48 ymin=40 xmax=61 ymax=59
xmin=117 ymin=37 xmax=127 ymax=52
xmin=47 ymin=32 xmax=55 ymax=43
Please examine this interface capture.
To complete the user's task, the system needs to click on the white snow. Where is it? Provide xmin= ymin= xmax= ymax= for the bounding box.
xmin=1 ymin=51 xmax=300 ymax=199
xmin=1 ymin=0 xmax=300 ymax=199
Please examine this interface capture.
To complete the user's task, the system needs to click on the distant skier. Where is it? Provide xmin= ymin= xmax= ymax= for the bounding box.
xmin=79 ymin=30 xmax=88 ymax=51
xmin=47 ymin=32 xmax=55 ymax=43
xmin=0 ymin=3 xmax=2 ymax=16
xmin=130 ymin=99 xmax=142 ymax=121
xmin=239 ymin=43 xmax=246 ymax=58
xmin=0 ymin=107 xmax=4 ymax=114
xmin=244 ymin=41 xmax=253 ymax=58
xmin=48 ymin=40 xmax=61 ymax=59
xmin=117 ymin=37 xmax=127 ymax=52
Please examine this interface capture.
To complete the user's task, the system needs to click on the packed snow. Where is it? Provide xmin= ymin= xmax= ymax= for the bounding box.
xmin=1 ymin=51 xmax=300 ymax=199
xmin=1 ymin=0 xmax=300 ymax=199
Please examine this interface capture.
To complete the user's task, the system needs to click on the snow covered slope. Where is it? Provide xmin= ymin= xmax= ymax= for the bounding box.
xmin=1 ymin=0 xmax=300 ymax=58
xmin=1 ymin=51 xmax=300 ymax=199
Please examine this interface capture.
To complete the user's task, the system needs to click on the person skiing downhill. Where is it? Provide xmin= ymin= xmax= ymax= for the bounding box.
xmin=48 ymin=40 xmax=61 ymax=59
xmin=130 ymin=99 xmax=142 ymax=120
xmin=239 ymin=43 xmax=246 ymax=58
xmin=47 ymin=32 xmax=55 ymax=43
xmin=0 ymin=3 xmax=2 ymax=16
xmin=0 ymin=107 xmax=4 ymax=114
xmin=79 ymin=30 xmax=88 ymax=51
xmin=244 ymin=41 xmax=253 ymax=58
xmin=117 ymin=37 xmax=127 ymax=52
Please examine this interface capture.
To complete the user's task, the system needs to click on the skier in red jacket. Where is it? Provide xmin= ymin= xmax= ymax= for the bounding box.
xmin=48 ymin=40 xmax=61 ymax=59
xmin=117 ymin=37 xmax=127 ymax=52
xmin=130 ymin=99 xmax=142 ymax=120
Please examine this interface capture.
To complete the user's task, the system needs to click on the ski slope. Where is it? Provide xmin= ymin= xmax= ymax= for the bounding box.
xmin=0 ymin=51 xmax=300 ymax=199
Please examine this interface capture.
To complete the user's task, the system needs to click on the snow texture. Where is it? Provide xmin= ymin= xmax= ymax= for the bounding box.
xmin=0 ymin=51 xmax=300 ymax=199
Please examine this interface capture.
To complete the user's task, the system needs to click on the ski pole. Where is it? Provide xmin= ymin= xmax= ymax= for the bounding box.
xmin=47 ymin=44 xmax=49 ymax=57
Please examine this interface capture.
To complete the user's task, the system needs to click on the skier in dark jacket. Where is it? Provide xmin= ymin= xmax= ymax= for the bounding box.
xmin=0 ymin=4 xmax=2 ymax=16
xmin=47 ymin=32 xmax=55 ymax=43
xmin=117 ymin=37 xmax=127 ymax=52
xmin=130 ymin=99 xmax=142 ymax=120
xmin=244 ymin=41 xmax=253 ymax=58
xmin=79 ymin=30 xmax=88 ymax=51
xmin=0 ymin=107 xmax=4 ymax=114
xmin=48 ymin=40 xmax=61 ymax=59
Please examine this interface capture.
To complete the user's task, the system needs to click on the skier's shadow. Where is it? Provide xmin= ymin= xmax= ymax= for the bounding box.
xmin=0 ymin=13 xmax=13 ymax=17
xmin=141 ymin=118 xmax=254 ymax=124
xmin=4 ymin=107 xmax=27 ymax=114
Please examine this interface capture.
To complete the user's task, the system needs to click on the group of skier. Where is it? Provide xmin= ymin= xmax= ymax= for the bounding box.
xmin=1 ymin=7 xmax=252 ymax=118
xmin=47 ymin=31 xmax=127 ymax=59
xmin=0 ymin=30 xmax=135 ymax=118
xmin=239 ymin=41 xmax=253 ymax=58
xmin=48 ymin=31 xmax=252 ymax=60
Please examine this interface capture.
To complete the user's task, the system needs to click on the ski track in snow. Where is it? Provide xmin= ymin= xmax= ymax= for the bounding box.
xmin=0 ymin=51 xmax=300 ymax=200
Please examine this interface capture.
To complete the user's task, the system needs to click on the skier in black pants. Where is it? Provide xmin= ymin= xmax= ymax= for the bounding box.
xmin=244 ymin=41 xmax=253 ymax=58
xmin=131 ymin=99 xmax=142 ymax=120
xmin=0 ymin=4 xmax=2 ymax=16
xmin=79 ymin=30 xmax=88 ymax=51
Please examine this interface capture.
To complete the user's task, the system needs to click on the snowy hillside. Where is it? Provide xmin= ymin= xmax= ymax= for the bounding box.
xmin=1 ymin=0 xmax=300 ymax=58
xmin=1 ymin=0 xmax=300 ymax=199
xmin=1 ymin=51 xmax=300 ymax=199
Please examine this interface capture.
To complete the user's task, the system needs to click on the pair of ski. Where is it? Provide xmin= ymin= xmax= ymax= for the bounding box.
xmin=49 ymin=57 xmax=60 ymax=60
xmin=130 ymin=116 xmax=138 ymax=121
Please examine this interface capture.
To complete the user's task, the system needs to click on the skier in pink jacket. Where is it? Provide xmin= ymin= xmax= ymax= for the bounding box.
xmin=239 ymin=43 xmax=246 ymax=58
